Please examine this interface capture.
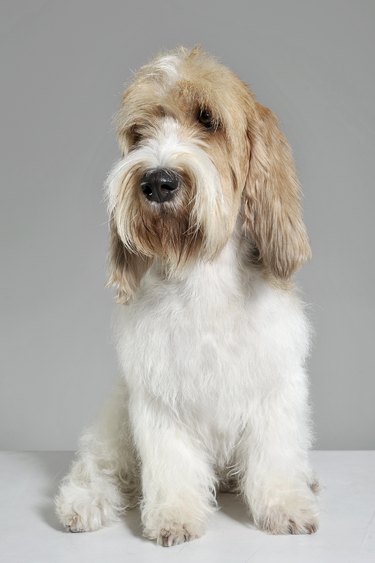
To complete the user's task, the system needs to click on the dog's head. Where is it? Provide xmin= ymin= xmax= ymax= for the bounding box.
xmin=106 ymin=47 xmax=311 ymax=302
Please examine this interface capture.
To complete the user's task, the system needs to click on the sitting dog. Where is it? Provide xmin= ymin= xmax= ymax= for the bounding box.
xmin=55 ymin=47 xmax=319 ymax=546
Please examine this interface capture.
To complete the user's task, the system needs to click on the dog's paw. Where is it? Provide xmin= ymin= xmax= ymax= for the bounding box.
xmin=257 ymin=493 xmax=319 ymax=535
xmin=144 ymin=520 xmax=202 ymax=547
xmin=60 ymin=504 xmax=105 ymax=533
xmin=55 ymin=485 xmax=120 ymax=533
xmin=157 ymin=524 xmax=199 ymax=547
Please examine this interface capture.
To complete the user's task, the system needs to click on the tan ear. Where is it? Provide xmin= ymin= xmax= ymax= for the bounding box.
xmin=106 ymin=218 xmax=150 ymax=303
xmin=243 ymin=102 xmax=311 ymax=278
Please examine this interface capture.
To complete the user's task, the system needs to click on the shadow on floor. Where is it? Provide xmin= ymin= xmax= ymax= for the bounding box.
xmin=217 ymin=492 xmax=253 ymax=528
xmin=31 ymin=451 xmax=73 ymax=531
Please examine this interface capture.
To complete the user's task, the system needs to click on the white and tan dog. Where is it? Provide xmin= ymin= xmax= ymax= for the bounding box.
xmin=56 ymin=47 xmax=319 ymax=546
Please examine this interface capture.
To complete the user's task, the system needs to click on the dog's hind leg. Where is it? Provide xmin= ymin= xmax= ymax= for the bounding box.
xmin=55 ymin=380 xmax=139 ymax=532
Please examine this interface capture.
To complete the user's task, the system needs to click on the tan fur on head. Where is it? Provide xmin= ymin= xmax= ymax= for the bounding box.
xmin=106 ymin=47 xmax=310 ymax=302
xmin=243 ymin=102 xmax=311 ymax=279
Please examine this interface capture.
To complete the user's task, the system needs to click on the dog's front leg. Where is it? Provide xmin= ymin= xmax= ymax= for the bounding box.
xmin=238 ymin=368 xmax=319 ymax=535
xmin=130 ymin=394 xmax=216 ymax=546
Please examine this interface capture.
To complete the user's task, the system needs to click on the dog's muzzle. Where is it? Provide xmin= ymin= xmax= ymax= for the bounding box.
xmin=140 ymin=168 xmax=179 ymax=203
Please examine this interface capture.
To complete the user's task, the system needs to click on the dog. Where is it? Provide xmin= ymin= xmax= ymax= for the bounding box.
xmin=55 ymin=47 xmax=319 ymax=546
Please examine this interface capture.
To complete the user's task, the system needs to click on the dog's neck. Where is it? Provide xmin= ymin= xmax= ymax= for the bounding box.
xmin=142 ymin=226 xmax=260 ymax=299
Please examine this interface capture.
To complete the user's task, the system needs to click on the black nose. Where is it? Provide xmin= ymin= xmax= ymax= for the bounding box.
xmin=140 ymin=168 xmax=179 ymax=203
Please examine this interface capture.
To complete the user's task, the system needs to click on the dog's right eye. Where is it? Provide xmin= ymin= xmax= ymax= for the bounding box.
xmin=197 ymin=108 xmax=216 ymax=130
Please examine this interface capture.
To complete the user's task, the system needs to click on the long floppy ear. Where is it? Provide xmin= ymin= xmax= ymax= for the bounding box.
xmin=106 ymin=218 xmax=150 ymax=304
xmin=243 ymin=102 xmax=311 ymax=278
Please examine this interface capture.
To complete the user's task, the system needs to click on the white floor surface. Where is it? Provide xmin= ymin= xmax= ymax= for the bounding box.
xmin=1 ymin=451 xmax=374 ymax=563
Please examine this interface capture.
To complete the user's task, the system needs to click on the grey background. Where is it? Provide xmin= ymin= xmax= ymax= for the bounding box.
xmin=1 ymin=0 xmax=374 ymax=450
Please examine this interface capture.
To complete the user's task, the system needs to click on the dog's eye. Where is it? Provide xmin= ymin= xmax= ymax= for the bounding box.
xmin=129 ymin=125 xmax=143 ymax=145
xmin=197 ymin=108 xmax=216 ymax=130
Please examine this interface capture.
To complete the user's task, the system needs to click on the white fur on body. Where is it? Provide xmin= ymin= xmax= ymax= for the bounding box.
xmin=55 ymin=235 xmax=318 ymax=543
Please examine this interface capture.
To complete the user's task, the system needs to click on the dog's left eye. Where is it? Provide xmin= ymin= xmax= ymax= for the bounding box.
xmin=129 ymin=125 xmax=143 ymax=145
xmin=197 ymin=108 xmax=216 ymax=130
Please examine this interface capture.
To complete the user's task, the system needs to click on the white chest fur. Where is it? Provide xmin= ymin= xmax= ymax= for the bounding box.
xmin=114 ymin=239 xmax=310 ymax=430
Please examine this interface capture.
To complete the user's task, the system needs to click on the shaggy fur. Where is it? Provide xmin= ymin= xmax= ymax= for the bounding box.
xmin=55 ymin=47 xmax=319 ymax=546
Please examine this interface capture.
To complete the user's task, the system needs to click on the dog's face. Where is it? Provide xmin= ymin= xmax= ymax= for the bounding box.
xmin=107 ymin=48 xmax=311 ymax=302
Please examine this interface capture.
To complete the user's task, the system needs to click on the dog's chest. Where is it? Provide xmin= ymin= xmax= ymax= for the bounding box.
xmin=115 ymin=242 xmax=308 ymax=425
xmin=114 ymin=247 xmax=293 ymax=410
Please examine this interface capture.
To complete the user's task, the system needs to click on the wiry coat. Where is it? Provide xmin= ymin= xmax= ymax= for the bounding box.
xmin=56 ymin=47 xmax=319 ymax=546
